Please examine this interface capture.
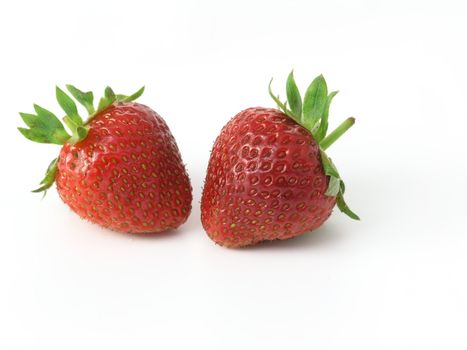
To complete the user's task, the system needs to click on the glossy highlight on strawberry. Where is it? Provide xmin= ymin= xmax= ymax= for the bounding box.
xmin=19 ymin=86 xmax=192 ymax=233
xmin=201 ymin=72 xmax=358 ymax=248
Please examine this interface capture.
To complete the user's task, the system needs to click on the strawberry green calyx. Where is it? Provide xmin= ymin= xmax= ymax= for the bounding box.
xmin=32 ymin=158 xmax=58 ymax=195
xmin=269 ymin=71 xmax=359 ymax=220
xmin=18 ymin=85 xmax=145 ymax=194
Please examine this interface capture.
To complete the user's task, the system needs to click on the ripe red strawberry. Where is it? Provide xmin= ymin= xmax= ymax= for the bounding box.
xmin=201 ymin=72 xmax=359 ymax=247
xmin=19 ymin=86 xmax=192 ymax=233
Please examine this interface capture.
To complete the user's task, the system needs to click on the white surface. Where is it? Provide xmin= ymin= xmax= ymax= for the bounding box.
xmin=1 ymin=0 xmax=466 ymax=349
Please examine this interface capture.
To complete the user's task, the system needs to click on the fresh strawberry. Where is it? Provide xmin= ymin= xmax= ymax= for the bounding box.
xmin=201 ymin=72 xmax=359 ymax=247
xmin=19 ymin=86 xmax=192 ymax=233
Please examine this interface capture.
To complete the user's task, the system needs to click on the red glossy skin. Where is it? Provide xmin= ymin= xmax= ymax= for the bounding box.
xmin=201 ymin=107 xmax=336 ymax=247
xmin=56 ymin=102 xmax=192 ymax=233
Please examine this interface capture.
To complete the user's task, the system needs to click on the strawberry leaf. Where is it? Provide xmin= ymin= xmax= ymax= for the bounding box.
xmin=321 ymin=150 xmax=359 ymax=219
xmin=121 ymin=86 xmax=145 ymax=102
xmin=302 ymin=74 xmax=328 ymax=131
xmin=268 ymin=78 xmax=287 ymax=111
xmin=56 ymin=86 xmax=83 ymax=126
xmin=105 ymin=86 xmax=116 ymax=100
xmin=66 ymin=85 xmax=95 ymax=115
xmin=340 ymin=180 xmax=346 ymax=194
xmin=337 ymin=192 xmax=360 ymax=220
xmin=18 ymin=106 xmax=70 ymax=144
xmin=320 ymin=150 xmax=339 ymax=178
xmin=325 ymin=175 xmax=340 ymax=196
xmin=96 ymin=86 xmax=116 ymax=113
xmin=116 ymin=94 xmax=128 ymax=101
xmin=268 ymin=72 xmax=353 ymax=147
xmin=33 ymin=105 xmax=64 ymax=130
xmin=20 ymin=112 xmax=46 ymax=129
xmin=286 ymin=71 xmax=302 ymax=120
xmin=32 ymin=157 xmax=58 ymax=195
xmin=268 ymin=79 xmax=298 ymax=122
xmin=314 ymin=91 xmax=338 ymax=143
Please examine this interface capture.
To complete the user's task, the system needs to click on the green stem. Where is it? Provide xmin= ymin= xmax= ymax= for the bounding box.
xmin=320 ymin=117 xmax=355 ymax=150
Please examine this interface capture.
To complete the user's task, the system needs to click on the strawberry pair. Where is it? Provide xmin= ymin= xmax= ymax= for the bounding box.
xmin=19 ymin=72 xmax=358 ymax=248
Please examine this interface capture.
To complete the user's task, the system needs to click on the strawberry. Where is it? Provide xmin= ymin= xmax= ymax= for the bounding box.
xmin=201 ymin=72 xmax=359 ymax=247
xmin=19 ymin=86 xmax=192 ymax=233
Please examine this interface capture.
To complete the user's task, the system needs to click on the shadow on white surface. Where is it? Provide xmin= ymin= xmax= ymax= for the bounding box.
xmin=123 ymin=228 xmax=183 ymax=241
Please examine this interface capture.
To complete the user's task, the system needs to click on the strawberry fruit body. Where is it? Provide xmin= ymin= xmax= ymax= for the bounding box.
xmin=201 ymin=72 xmax=358 ymax=247
xmin=19 ymin=86 xmax=192 ymax=233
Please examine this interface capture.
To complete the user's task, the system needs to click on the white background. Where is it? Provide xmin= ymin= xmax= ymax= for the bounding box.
xmin=1 ymin=0 xmax=466 ymax=349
